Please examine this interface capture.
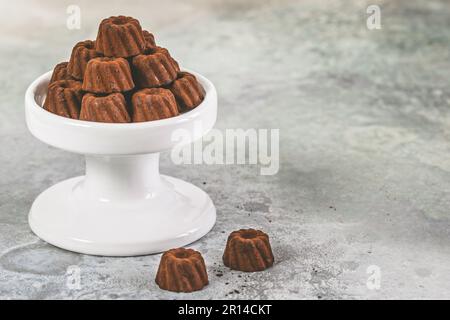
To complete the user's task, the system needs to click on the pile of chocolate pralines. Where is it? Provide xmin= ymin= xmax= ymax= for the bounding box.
xmin=44 ymin=16 xmax=205 ymax=123
xmin=156 ymin=229 xmax=275 ymax=293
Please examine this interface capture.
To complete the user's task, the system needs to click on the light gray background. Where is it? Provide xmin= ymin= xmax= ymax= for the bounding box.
xmin=1 ymin=0 xmax=449 ymax=299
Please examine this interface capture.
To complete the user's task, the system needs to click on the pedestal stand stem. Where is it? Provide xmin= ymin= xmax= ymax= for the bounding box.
xmin=84 ymin=153 xmax=161 ymax=201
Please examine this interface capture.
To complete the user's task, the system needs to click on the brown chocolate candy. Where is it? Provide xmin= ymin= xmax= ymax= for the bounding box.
xmin=131 ymin=88 xmax=179 ymax=122
xmin=143 ymin=30 xmax=156 ymax=50
xmin=223 ymin=229 xmax=274 ymax=272
xmin=156 ymin=248 xmax=209 ymax=292
xmin=68 ymin=40 xmax=102 ymax=80
xmin=49 ymin=62 xmax=73 ymax=84
xmin=80 ymin=92 xmax=131 ymax=123
xmin=131 ymin=47 xmax=179 ymax=88
xmin=82 ymin=57 xmax=134 ymax=94
xmin=44 ymin=80 xmax=83 ymax=119
xmin=95 ymin=16 xmax=146 ymax=58
xmin=169 ymin=72 xmax=205 ymax=111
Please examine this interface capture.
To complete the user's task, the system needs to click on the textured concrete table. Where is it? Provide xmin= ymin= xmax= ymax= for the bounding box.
xmin=1 ymin=0 xmax=449 ymax=299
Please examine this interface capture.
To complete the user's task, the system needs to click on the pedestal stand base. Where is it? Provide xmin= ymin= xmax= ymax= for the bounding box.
xmin=29 ymin=175 xmax=216 ymax=256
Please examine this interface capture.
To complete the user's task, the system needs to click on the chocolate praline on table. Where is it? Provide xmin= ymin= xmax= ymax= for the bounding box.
xmin=82 ymin=57 xmax=134 ymax=94
xmin=79 ymin=93 xmax=131 ymax=123
xmin=223 ymin=229 xmax=274 ymax=272
xmin=67 ymin=40 xmax=102 ymax=80
xmin=95 ymin=15 xmax=146 ymax=58
xmin=131 ymin=47 xmax=180 ymax=88
xmin=44 ymin=80 xmax=83 ymax=119
xmin=131 ymin=88 xmax=179 ymax=122
xmin=169 ymin=72 xmax=205 ymax=111
xmin=155 ymin=248 xmax=209 ymax=292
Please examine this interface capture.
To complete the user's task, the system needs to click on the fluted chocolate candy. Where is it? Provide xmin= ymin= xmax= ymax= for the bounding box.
xmin=82 ymin=57 xmax=134 ymax=94
xmin=49 ymin=62 xmax=73 ymax=84
xmin=80 ymin=93 xmax=131 ymax=123
xmin=44 ymin=80 xmax=83 ymax=119
xmin=131 ymin=47 xmax=179 ymax=88
xmin=68 ymin=40 xmax=102 ymax=80
xmin=169 ymin=72 xmax=205 ymax=111
xmin=143 ymin=30 xmax=156 ymax=50
xmin=156 ymin=248 xmax=209 ymax=293
xmin=131 ymin=88 xmax=179 ymax=122
xmin=95 ymin=16 xmax=146 ymax=58
xmin=223 ymin=229 xmax=274 ymax=272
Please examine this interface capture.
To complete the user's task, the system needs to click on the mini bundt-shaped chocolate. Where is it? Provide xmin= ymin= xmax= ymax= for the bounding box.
xmin=49 ymin=62 xmax=73 ymax=84
xmin=155 ymin=248 xmax=208 ymax=292
xmin=80 ymin=93 xmax=131 ymax=123
xmin=169 ymin=72 xmax=205 ymax=111
xmin=95 ymin=16 xmax=146 ymax=58
xmin=131 ymin=88 xmax=179 ymax=122
xmin=44 ymin=80 xmax=83 ymax=119
xmin=143 ymin=30 xmax=156 ymax=49
xmin=223 ymin=229 xmax=274 ymax=272
xmin=82 ymin=57 xmax=134 ymax=94
xmin=131 ymin=47 xmax=180 ymax=88
xmin=67 ymin=40 xmax=102 ymax=80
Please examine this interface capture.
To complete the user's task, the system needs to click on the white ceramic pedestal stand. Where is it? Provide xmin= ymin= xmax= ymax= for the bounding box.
xmin=25 ymin=70 xmax=217 ymax=256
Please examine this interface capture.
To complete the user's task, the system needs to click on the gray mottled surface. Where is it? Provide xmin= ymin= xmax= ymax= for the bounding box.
xmin=1 ymin=0 xmax=450 ymax=299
